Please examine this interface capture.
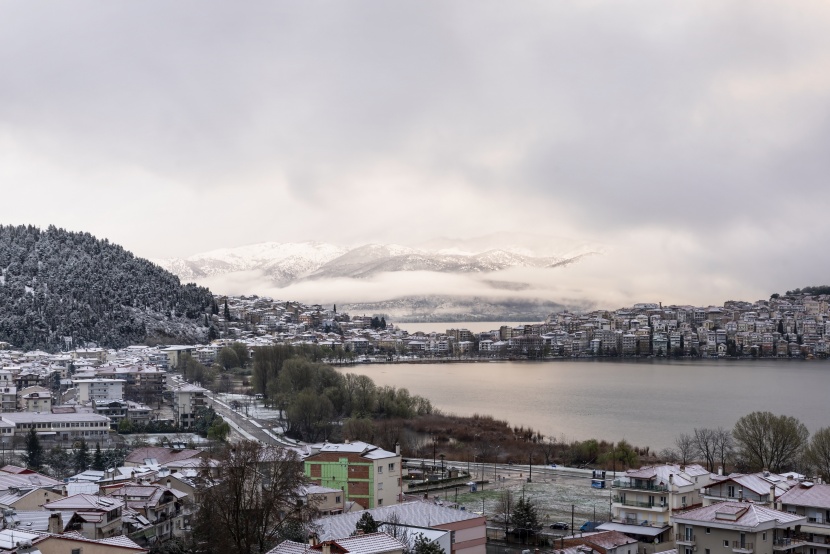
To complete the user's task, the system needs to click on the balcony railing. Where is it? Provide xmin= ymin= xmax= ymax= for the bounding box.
xmin=676 ymin=534 xmax=696 ymax=544
xmin=613 ymin=480 xmax=669 ymax=492
xmin=732 ymin=542 xmax=753 ymax=553
xmin=613 ymin=497 xmax=668 ymax=509
xmin=773 ymin=538 xmax=806 ymax=550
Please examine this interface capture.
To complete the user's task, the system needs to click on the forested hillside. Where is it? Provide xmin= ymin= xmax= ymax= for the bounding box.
xmin=0 ymin=225 xmax=214 ymax=351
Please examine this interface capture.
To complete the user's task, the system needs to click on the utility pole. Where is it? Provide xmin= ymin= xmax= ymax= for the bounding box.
xmin=528 ymin=452 xmax=532 ymax=483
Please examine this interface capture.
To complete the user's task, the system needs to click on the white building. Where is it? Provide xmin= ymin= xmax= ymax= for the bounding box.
xmin=172 ymin=383 xmax=207 ymax=428
xmin=72 ymin=379 xmax=125 ymax=403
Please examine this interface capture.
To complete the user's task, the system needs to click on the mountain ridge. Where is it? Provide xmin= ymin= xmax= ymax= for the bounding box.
xmin=153 ymin=239 xmax=601 ymax=286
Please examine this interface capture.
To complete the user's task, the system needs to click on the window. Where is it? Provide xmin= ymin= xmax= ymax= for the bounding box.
xmin=378 ymin=466 xmax=383 ymax=473
xmin=389 ymin=463 xmax=395 ymax=471
xmin=706 ymin=549 xmax=710 ymax=554
xmin=706 ymin=528 xmax=711 ymax=534
xmin=378 ymin=482 xmax=383 ymax=490
xmin=71 ymin=549 xmax=81 ymax=554
xmin=724 ymin=541 xmax=729 ymax=548
xmin=728 ymin=485 xmax=736 ymax=497
xmin=378 ymin=499 xmax=383 ymax=506
xmin=762 ymin=533 xmax=767 ymax=542
xmin=335 ymin=496 xmax=341 ymax=503
xmin=682 ymin=496 xmax=687 ymax=506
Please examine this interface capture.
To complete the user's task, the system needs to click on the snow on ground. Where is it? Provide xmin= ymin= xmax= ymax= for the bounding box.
xmin=453 ymin=472 xmax=612 ymax=526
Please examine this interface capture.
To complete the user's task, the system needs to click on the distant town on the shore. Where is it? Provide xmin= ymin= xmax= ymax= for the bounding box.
xmin=198 ymin=287 xmax=830 ymax=361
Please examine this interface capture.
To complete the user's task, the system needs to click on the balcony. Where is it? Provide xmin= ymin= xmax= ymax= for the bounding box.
xmin=773 ymin=538 xmax=806 ymax=551
xmin=732 ymin=542 xmax=753 ymax=553
xmin=613 ymin=496 xmax=669 ymax=510
xmin=676 ymin=534 xmax=696 ymax=546
xmin=613 ymin=480 xmax=669 ymax=492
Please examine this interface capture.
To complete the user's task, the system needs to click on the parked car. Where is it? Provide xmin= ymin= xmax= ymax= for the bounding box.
xmin=580 ymin=521 xmax=602 ymax=532
xmin=550 ymin=522 xmax=569 ymax=530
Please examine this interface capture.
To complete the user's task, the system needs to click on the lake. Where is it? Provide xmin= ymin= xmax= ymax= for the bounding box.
xmin=338 ymin=358 xmax=830 ymax=451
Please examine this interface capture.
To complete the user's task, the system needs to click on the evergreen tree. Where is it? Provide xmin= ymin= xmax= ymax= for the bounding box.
xmin=46 ymin=446 xmax=72 ymax=478
xmin=73 ymin=439 xmax=91 ymax=473
xmin=92 ymin=442 xmax=104 ymax=471
xmin=380 ymin=317 xmax=387 ymax=330
xmin=224 ymin=299 xmax=231 ymax=320
xmin=413 ymin=534 xmax=445 ymax=554
xmin=354 ymin=512 xmax=380 ymax=535
xmin=22 ymin=428 xmax=43 ymax=470
xmin=510 ymin=497 xmax=540 ymax=543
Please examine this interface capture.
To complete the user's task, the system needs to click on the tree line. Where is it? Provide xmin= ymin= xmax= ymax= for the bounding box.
xmin=669 ymin=411 xmax=830 ymax=479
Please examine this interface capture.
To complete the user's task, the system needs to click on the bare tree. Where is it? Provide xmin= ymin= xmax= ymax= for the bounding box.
xmin=806 ymin=427 xmax=830 ymax=482
xmin=714 ymin=427 xmax=734 ymax=473
xmin=732 ymin=412 xmax=809 ymax=473
xmin=193 ymin=441 xmax=314 ymax=554
xmin=675 ymin=433 xmax=698 ymax=465
xmin=693 ymin=428 xmax=717 ymax=472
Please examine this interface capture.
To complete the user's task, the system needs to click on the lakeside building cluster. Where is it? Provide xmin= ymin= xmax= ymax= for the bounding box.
xmin=210 ymin=294 xmax=830 ymax=359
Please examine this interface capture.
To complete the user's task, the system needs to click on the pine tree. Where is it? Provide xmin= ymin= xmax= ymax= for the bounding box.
xmin=92 ymin=442 xmax=104 ymax=471
xmin=23 ymin=428 xmax=43 ymax=470
xmin=353 ymin=512 xmax=379 ymax=535
xmin=413 ymin=534 xmax=445 ymax=554
xmin=224 ymin=299 xmax=231 ymax=320
xmin=510 ymin=497 xmax=540 ymax=543
xmin=74 ymin=439 xmax=91 ymax=472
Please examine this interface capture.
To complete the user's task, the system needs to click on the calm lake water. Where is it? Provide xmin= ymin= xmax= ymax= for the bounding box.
xmin=338 ymin=358 xmax=830 ymax=451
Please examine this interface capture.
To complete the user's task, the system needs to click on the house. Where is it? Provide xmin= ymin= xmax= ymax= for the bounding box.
xmin=43 ymin=494 xmax=125 ymax=539
xmin=671 ymin=502 xmax=806 ymax=554
xmin=124 ymin=447 xmax=205 ymax=468
xmin=561 ymin=530 xmax=640 ymax=554
xmin=304 ymin=442 xmax=402 ymax=509
xmin=18 ymin=387 xmax=51 ymax=413
xmin=312 ymin=501 xmax=486 ymax=554
xmin=0 ymin=486 xmax=63 ymax=511
xmin=776 ymin=481 xmax=830 ymax=554
xmin=268 ymin=533 xmax=406 ymax=554
xmin=610 ymin=464 xmax=714 ymax=546
xmin=106 ymin=484 xmax=189 ymax=545
xmin=702 ymin=472 xmax=798 ymax=506
xmin=303 ymin=484 xmax=346 ymax=515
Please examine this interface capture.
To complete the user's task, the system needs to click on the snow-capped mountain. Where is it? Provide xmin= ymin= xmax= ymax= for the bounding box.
xmin=153 ymin=239 xmax=600 ymax=286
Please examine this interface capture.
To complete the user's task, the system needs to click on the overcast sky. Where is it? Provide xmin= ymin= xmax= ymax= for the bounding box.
xmin=2 ymin=1 xmax=830 ymax=306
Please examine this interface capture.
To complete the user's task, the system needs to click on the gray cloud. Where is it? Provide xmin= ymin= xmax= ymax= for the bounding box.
xmin=2 ymin=1 xmax=830 ymax=303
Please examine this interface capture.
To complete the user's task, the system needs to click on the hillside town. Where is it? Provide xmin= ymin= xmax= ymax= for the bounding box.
xmin=209 ymin=293 xmax=830 ymax=360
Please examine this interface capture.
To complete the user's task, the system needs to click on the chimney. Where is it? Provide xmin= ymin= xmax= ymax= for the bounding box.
xmin=323 ymin=544 xmax=331 ymax=554
xmin=47 ymin=513 xmax=63 ymax=534
xmin=718 ymin=467 xmax=723 ymax=476
xmin=395 ymin=443 xmax=400 ymax=456
xmin=770 ymin=485 xmax=776 ymax=509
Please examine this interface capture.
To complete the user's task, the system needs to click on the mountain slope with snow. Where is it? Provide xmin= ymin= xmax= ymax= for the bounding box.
xmin=155 ymin=239 xmax=601 ymax=286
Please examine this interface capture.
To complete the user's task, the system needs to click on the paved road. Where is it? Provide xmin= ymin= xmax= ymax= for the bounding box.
xmin=204 ymin=392 xmax=304 ymax=450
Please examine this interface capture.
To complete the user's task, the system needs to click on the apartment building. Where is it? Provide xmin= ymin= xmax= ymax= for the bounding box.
xmin=776 ymin=481 xmax=830 ymax=554
xmin=171 ymin=383 xmax=207 ymax=428
xmin=304 ymin=441 xmax=402 ymax=509
xmin=73 ymin=379 xmax=125 ymax=403
xmin=672 ymin=502 xmax=805 ymax=554
xmin=611 ymin=464 xmax=714 ymax=545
